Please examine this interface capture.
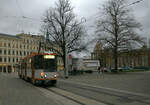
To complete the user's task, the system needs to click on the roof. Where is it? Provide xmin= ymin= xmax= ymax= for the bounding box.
xmin=0 ymin=33 xmax=20 ymax=39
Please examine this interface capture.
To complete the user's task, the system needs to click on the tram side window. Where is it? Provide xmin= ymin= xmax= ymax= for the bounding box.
xmin=27 ymin=58 xmax=31 ymax=69
xmin=34 ymin=55 xmax=43 ymax=69
xmin=21 ymin=62 xmax=26 ymax=69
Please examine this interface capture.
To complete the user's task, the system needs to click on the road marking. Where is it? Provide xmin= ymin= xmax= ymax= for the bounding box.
xmin=36 ymin=87 xmax=83 ymax=105
xmin=50 ymin=87 xmax=106 ymax=105
xmin=59 ymin=80 xmax=150 ymax=98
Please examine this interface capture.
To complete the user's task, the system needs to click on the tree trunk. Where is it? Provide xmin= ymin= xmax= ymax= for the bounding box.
xmin=114 ymin=47 xmax=118 ymax=72
xmin=62 ymin=48 xmax=66 ymax=76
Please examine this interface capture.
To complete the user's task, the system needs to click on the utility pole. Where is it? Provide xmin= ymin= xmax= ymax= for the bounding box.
xmin=65 ymin=44 xmax=69 ymax=78
xmin=38 ymin=42 xmax=41 ymax=54
xmin=149 ymin=38 xmax=150 ymax=48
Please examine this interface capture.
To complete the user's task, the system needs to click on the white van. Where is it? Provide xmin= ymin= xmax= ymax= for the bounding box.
xmin=82 ymin=60 xmax=100 ymax=71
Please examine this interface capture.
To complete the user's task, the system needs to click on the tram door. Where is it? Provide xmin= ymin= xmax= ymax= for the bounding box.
xmin=25 ymin=62 xmax=27 ymax=79
xmin=31 ymin=57 xmax=35 ymax=80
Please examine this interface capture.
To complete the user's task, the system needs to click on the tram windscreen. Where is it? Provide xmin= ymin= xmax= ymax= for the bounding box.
xmin=34 ymin=55 xmax=57 ymax=72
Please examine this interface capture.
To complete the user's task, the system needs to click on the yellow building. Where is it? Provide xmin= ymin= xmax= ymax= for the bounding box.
xmin=0 ymin=33 xmax=64 ymax=73
xmin=92 ymin=41 xmax=150 ymax=68
xmin=0 ymin=33 xmax=43 ymax=73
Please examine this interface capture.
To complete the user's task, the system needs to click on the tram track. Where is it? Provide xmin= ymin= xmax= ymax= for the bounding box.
xmin=57 ymin=80 xmax=150 ymax=105
xmin=36 ymin=85 xmax=106 ymax=105
xmin=44 ymin=88 xmax=86 ymax=105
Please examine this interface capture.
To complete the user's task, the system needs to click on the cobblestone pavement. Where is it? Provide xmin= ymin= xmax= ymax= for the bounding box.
xmin=59 ymin=71 xmax=150 ymax=95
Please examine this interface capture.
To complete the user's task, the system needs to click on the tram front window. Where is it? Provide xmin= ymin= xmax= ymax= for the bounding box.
xmin=34 ymin=55 xmax=43 ymax=69
xmin=34 ymin=55 xmax=57 ymax=72
xmin=43 ymin=59 xmax=56 ymax=72
xmin=43 ymin=55 xmax=57 ymax=72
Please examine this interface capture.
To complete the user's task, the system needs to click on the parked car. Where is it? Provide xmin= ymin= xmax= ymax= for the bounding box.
xmin=103 ymin=67 xmax=111 ymax=72
xmin=123 ymin=66 xmax=132 ymax=71
xmin=133 ymin=66 xmax=149 ymax=70
xmin=118 ymin=67 xmax=123 ymax=71
xmin=111 ymin=67 xmax=123 ymax=72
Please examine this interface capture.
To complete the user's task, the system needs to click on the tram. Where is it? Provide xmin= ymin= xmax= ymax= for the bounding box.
xmin=18 ymin=52 xmax=58 ymax=86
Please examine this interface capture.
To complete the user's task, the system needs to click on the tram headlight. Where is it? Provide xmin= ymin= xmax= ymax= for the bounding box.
xmin=44 ymin=74 xmax=47 ymax=78
xmin=54 ymin=75 xmax=57 ymax=78
xmin=54 ymin=73 xmax=59 ymax=78
xmin=41 ymin=72 xmax=44 ymax=78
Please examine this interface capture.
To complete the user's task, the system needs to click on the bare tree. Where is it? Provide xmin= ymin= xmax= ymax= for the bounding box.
xmin=41 ymin=0 xmax=87 ymax=73
xmin=96 ymin=0 xmax=144 ymax=71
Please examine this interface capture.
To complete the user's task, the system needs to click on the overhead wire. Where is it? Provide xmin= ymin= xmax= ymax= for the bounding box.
xmin=15 ymin=0 xmax=42 ymax=33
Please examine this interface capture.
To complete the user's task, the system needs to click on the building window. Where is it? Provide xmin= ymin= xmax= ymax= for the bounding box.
xmin=0 ymin=42 xmax=2 ymax=47
xmin=0 ymin=57 xmax=2 ymax=62
xmin=24 ymin=51 xmax=26 ymax=56
xmin=20 ymin=45 xmax=22 ymax=49
xmin=13 ymin=50 xmax=15 ymax=55
xmin=4 ymin=58 xmax=7 ymax=62
xmin=8 ymin=43 xmax=11 ymax=47
xmin=16 ymin=44 xmax=18 ymax=48
xmin=13 ymin=58 xmax=15 ymax=62
xmin=24 ymin=45 xmax=25 ymax=49
xmin=4 ymin=50 xmax=6 ymax=55
xmin=9 ymin=58 xmax=11 ymax=62
xmin=8 ymin=50 xmax=11 ymax=55
xmin=16 ymin=58 xmax=18 ymax=62
xmin=0 ymin=49 xmax=2 ymax=54
xmin=16 ymin=51 xmax=18 ymax=55
xmin=20 ymin=51 xmax=22 ymax=56
xmin=3 ymin=43 xmax=5 ymax=47
xmin=27 ymin=40 xmax=29 ymax=43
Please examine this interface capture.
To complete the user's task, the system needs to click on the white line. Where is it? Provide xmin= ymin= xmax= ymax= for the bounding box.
xmin=59 ymin=80 xmax=150 ymax=98
xmin=50 ymin=87 xmax=106 ymax=105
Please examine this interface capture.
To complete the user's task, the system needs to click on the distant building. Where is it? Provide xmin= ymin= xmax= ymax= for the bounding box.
xmin=92 ymin=41 xmax=150 ymax=68
xmin=0 ymin=33 xmax=64 ymax=73
xmin=72 ymin=57 xmax=100 ymax=71
xmin=72 ymin=58 xmax=83 ymax=70
xmin=0 ymin=33 xmax=44 ymax=73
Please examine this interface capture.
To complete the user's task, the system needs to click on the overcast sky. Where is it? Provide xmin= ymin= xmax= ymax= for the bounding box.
xmin=0 ymin=0 xmax=149 ymax=44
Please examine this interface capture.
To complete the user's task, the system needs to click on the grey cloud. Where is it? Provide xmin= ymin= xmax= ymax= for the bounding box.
xmin=0 ymin=0 xmax=150 ymax=40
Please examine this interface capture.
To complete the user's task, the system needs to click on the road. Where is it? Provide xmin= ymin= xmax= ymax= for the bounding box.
xmin=0 ymin=72 xmax=150 ymax=105
xmin=61 ymin=71 xmax=150 ymax=95
xmin=57 ymin=79 xmax=150 ymax=105
xmin=0 ymin=73 xmax=104 ymax=105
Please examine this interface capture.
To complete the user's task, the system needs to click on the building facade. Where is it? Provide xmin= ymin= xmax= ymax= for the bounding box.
xmin=0 ymin=33 xmax=43 ymax=73
xmin=92 ymin=41 xmax=150 ymax=68
xmin=0 ymin=33 xmax=64 ymax=73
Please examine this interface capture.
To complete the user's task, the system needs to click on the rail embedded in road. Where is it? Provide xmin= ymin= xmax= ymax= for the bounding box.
xmin=36 ymin=86 xmax=106 ymax=105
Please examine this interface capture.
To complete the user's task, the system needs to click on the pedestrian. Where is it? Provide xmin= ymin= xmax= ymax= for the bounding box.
xmin=100 ymin=66 xmax=104 ymax=78
xmin=98 ymin=66 xmax=101 ymax=74
xmin=100 ymin=66 xmax=104 ymax=74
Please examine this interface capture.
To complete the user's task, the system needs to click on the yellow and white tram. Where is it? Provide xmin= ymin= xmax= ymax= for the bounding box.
xmin=18 ymin=52 xmax=58 ymax=86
